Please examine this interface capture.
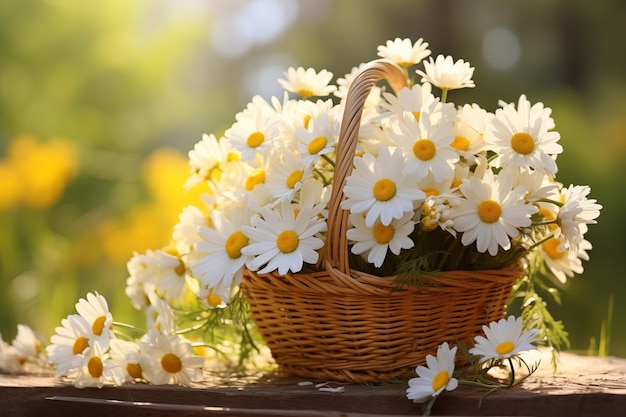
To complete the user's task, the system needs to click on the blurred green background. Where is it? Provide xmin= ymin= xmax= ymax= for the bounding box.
xmin=1 ymin=0 xmax=624 ymax=356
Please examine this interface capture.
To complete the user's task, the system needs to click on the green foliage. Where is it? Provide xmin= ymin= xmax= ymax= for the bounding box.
xmin=174 ymin=289 xmax=262 ymax=367
xmin=511 ymin=256 xmax=570 ymax=369
xmin=351 ymin=226 xmax=529 ymax=285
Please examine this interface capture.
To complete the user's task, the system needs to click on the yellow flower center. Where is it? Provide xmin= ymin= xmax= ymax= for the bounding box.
xmin=297 ymin=88 xmax=314 ymax=98
xmin=308 ymin=136 xmax=328 ymax=155
xmin=538 ymin=206 xmax=555 ymax=221
xmin=432 ymin=370 xmax=450 ymax=392
xmin=373 ymin=223 xmax=395 ymax=244
xmin=373 ymin=178 xmax=397 ymax=201
xmin=247 ymin=131 xmax=265 ymax=148
xmin=286 ymin=170 xmax=304 ymax=189
xmin=496 ymin=341 xmax=516 ymax=355
xmin=73 ymin=336 xmax=89 ymax=355
xmin=411 ymin=111 xmax=421 ymax=121
xmin=477 ymin=200 xmax=502 ymax=223
xmin=225 ymin=231 xmax=249 ymax=259
xmin=174 ymin=259 xmax=186 ymax=276
xmin=126 ymin=363 xmax=142 ymax=379
xmin=207 ymin=291 xmax=223 ymax=308
xmin=542 ymin=238 xmax=566 ymax=260
xmin=92 ymin=316 xmax=106 ymax=336
xmin=538 ymin=206 xmax=559 ymax=231
xmin=451 ymin=135 xmax=470 ymax=151
xmin=87 ymin=356 xmax=103 ymax=378
xmin=276 ymin=230 xmax=299 ymax=253
xmin=227 ymin=152 xmax=240 ymax=162
xmin=161 ymin=353 xmax=182 ymax=374
xmin=245 ymin=169 xmax=265 ymax=191
xmin=413 ymin=139 xmax=436 ymax=161
xmin=511 ymin=132 xmax=535 ymax=155
xmin=421 ymin=187 xmax=439 ymax=198
xmin=303 ymin=114 xmax=311 ymax=130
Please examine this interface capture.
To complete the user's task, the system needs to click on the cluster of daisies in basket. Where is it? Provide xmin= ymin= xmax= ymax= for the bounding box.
xmin=123 ymin=36 xmax=599 ymax=310
xmin=19 ymin=37 xmax=601 ymax=392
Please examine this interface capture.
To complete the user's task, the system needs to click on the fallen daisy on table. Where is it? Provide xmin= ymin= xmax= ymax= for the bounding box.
xmin=406 ymin=315 xmax=542 ymax=416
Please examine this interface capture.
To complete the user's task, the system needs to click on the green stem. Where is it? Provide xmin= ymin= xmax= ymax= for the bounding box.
xmin=508 ymin=357 xmax=515 ymax=387
xmin=422 ymin=396 xmax=437 ymax=416
xmin=313 ymin=168 xmax=330 ymax=186
xmin=526 ymin=233 xmax=555 ymax=251
xmin=441 ymin=88 xmax=448 ymax=103
xmin=534 ymin=197 xmax=564 ymax=207
xmin=320 ymin=153 xmax=335 ymax=168
xmin=112 ymin=321 xmax=146 ymax=335
xmin=533 ymin=220 xmax=559 ymax=227
xmin=176 ymin=319 xmax=211 ymax=335
xmin=458 ymin=379 xmax=506 ymax=389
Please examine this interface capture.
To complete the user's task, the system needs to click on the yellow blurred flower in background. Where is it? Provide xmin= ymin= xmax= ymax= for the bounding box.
xmin=0 ymin=134 xmax=78 ymax=211
xmin=95 ymin=147 xmax=205 ymax=265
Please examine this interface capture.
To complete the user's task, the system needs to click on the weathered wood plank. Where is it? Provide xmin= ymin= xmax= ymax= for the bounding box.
xmin=1 ymin=352 xmax=626 ymax=417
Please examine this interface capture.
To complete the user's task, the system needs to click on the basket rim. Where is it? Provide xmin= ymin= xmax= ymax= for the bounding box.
xmin=243 ymin=261 xmax=523 ymax=297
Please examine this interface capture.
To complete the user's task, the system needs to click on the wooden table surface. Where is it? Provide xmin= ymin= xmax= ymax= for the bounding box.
xmin=2 ymin=350 xmax=626 ymax=417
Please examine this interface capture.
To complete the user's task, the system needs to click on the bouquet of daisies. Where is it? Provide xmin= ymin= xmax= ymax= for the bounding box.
xmin=124 ymin=37 xmax=600 ymax=354
xmin=31 ymin=37 xmax=603 ymax=394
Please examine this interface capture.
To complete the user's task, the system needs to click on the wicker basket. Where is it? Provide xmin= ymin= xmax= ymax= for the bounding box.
xmin=242 ymin=59 xmax=522 ymax=383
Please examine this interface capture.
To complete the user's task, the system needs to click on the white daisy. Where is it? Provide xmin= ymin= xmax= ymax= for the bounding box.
xmin=280 ymin=97 xmax=335 ymax=139
xmin=539 ymin=235 xmax=591 ymax=284
xmin=416 ymin=173 xmax=458 ymax=233
xmin=12 ymin=324 xmax=44 ymax=364
xmin=295 ymin=112 xmax=339 ymax=165
xmin=125 ymin=250 xmax=160 ymax=310
xmin=195 ymin=284 xmax=230 ymax=309
xmin=456 ymin=103 xmax=492 ymax=139
xmin=297 ymin=178 xmax=331 ymax=221
xmin=556 ymin=185 xmax=602 ymax=251
xmin=184 ymin=133 xmax=236 ymax=190
xmin=504 ymin=166 xmax=560 ymax=204
xmin=190 ymin=204 xmax=252 ymax=302
xmin=485 ymin=95 xmax=562 ymax=176
xmin=347 ymin=211 xmax=416 ymax=268
xmin=172 ymin=205 xmax=208 ymax=255
xmin=341 ymin=146 xmax=425 ymax=227
xmin=380 ymin=83 xmax=440 ymax=122
xmin=0 ymin=335 xmax=22 ymax=374
xmin=416 ymin=55 xmax=475 ymax=91
xmin=138 ymin=330 xmax=205 ymax=386
xmin=75 ymin=292 xmax=113 ymax=347
xmin=386 ymin=111 xmax=459 ymax=182
xmin=242 ymin=201 xmax=326 ymax=275
xmin=377 ymin=37 xmax=431 ymax=68
xmin=225 ymin=105 xmax=281 ymax=162
xmin=109 ymin=338 xmax=147 ymax=383
xmin=278 ymin=67 xmax=336 ymax=99
xmin=469 ymin=316 xmax=539 ymax=363
xmin=73 ymin=342 xmax=125 ymax=388
xmin=146 ymin=292 xmax=176 ymax=336
xmin=450 ymin=104 xmax=490 ymax=159
xmin=46 ymin=314 xmax=94 ymax=377
xmin=205 ymin=158 xmax=270 ymax=208
xmin=263 ymin=151 xmax=314 ymax=204
xmin=151 ymin=249 xmax=188 ymax=301
xmin=499 ymin=94 xmax=556 ymax=130
xmin=406 ymin=342 xmax=458 ymax=403
xmin=450 ymin=170 xmax=537 ymax=256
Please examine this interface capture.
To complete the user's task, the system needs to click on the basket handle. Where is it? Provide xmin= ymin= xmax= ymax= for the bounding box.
xmin=322 ymin=59 xmax=408 ymax=275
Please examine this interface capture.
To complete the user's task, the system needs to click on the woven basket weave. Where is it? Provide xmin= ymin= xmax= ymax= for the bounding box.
xmin=242 ymin=59 xmax=521 ymax=383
